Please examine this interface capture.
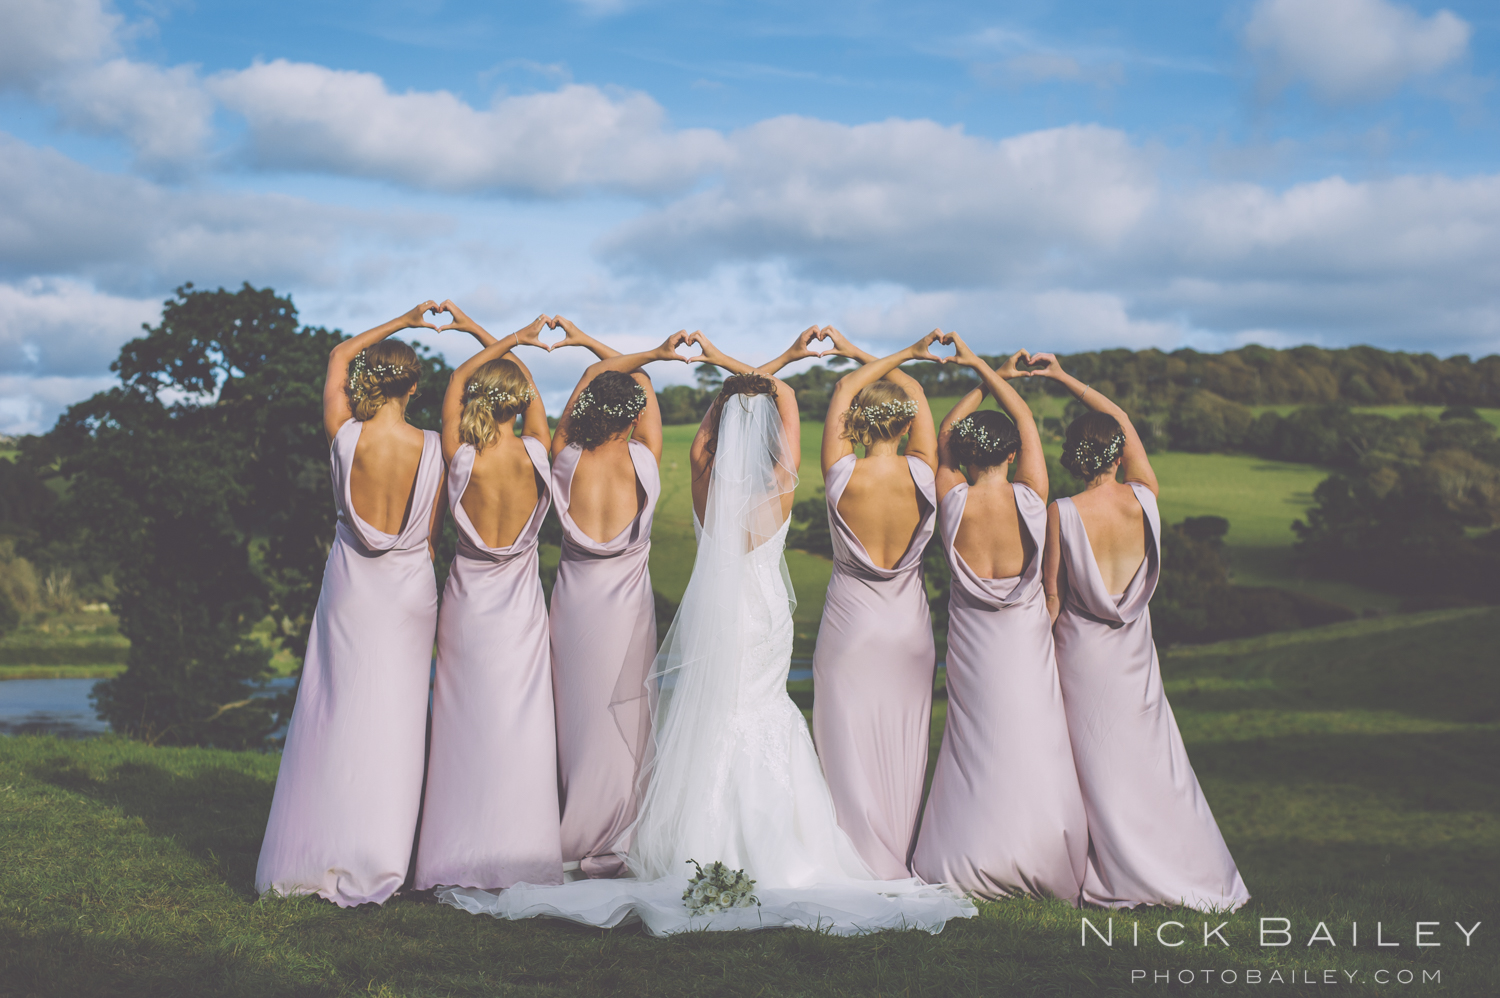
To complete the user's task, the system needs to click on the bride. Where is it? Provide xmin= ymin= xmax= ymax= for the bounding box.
xmin=439 ymin=330 xmax=975 ymax=935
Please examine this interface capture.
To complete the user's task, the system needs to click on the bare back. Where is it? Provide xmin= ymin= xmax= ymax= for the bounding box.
xmin=460 ymin=434 xmax=543 ymax=549
xmin=570 ymin=440 xmax=646 ymax=544
xmin=349 ymin=421 xmax=427 ymax=535
xmin=953 ymin=478 xmax=1034 ymax=580
xmin=837 ymin=455 xmax=924 ymax=571
xmin=1068 ymin=482 xmax=1147 ymax=595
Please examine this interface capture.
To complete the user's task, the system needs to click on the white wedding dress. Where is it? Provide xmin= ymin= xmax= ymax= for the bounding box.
xmin=440 ymin=394 xmax=975 ymax=935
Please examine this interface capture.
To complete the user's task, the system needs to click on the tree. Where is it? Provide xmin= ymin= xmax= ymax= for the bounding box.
xmin=39 ymin=283 xmax=452 ymax=747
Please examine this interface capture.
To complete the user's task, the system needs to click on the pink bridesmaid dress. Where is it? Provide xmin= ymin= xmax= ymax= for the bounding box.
xmin=812 ymin=453 xmax=938 ymax=880
xmin=549 ymin=440 xmax=660 ymax=878
xmin=414 ymin=437 xmax=562 ymax=891
xmin=1054 ymin=483 xmax=1250 ymax=912
xmin=911 ymin=483 xmax=1088 ymax=900
xmin=256 ymin=419 xmax=443 ymax=907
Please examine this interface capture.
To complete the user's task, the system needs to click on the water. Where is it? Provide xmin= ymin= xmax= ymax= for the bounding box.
xmin=0 ymin=676 xmax=297 ymax=739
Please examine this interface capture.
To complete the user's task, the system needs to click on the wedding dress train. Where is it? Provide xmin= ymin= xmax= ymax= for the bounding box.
xmin=439 ymin=394 xmax=975 ymax=935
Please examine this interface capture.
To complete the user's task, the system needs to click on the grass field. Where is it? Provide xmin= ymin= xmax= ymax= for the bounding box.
xmin=1249 ymin=404 xmax=1500 ymax=430
xmin=2 ymin=606 xmax=1495 ymax=996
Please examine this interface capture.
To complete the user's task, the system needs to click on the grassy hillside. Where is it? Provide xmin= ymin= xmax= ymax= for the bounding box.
xmin=3 ymin=608 xmax=1496 ymax=996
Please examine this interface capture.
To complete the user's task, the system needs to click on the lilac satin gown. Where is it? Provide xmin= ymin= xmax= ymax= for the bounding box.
xmin=415 ymin=437 xmax=562 ymax=891
xmin=256 ymin=419 xmax=443 ymax=907
xmin=912 ymin=483 xmax=1088 ymax=901
xmin=1054 ymin=483 xmax=1250 ymax=912
xmin=549 ymin=440 xmax=660 ymax=878
xmin=812 ymin=454 xmax=938 ymax=879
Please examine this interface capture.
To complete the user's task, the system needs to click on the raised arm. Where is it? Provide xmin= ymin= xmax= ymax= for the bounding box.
xmin=1029 ymin=352 xmax=1157 ymax=495
xmin=935 ymin=387 xmax=984 ymax=501
xmin=755 ymin=325 xmax=828 ymax=377
xmin=552 ymin=332 xmax=688 ymax=461
xmin=437 ymin=305 xmax=551 ymax=460
xmin=948 ymin=339 xmax=1047 ymax=500
xmin=686 ymin=331 xmax=762 ymax=473
xmin=324 ymin=301 xmax=438 ymax=441
xmin=819 ymin=327 xmax=943 ymax=476
xmin=1044 ymin=502 xmax=1064 ymax=624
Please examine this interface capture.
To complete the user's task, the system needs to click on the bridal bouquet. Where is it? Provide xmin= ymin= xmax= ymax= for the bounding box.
xmin=683 ymin=860 xmax=759 ymax=914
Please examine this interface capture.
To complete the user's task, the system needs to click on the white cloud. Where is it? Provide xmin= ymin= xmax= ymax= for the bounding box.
xmin=0 ymin=278 xmax=158 ymax=377
xmin=0 ymin=132 xmax=429 ymax=293
xmin=1245 ymin=0 xmax=1471 ymax=103
xmin=0 ymin=0 xmax=120 ymax=90
xmin=604 ymin=119 xmax=1156 ymax=286
xmin=0 ymin=373 xmax=117 ymax=435
xmin=211 ymin=60 xmax=730 ymax=196
xmin=45 ymin=59 xmax=215 ymax=169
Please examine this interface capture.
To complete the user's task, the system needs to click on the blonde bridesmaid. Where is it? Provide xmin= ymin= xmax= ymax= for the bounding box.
xmin=1036 ymin=352 xmax=1250 ymax=913
xmin=911 ymin=336 xmax=1087 ymax=901
xmin=414 ymin=305 xmax=560 ymax=891
xmin=256 ymin=302 xmax=445 ymax=907
xmin=811 ymin=327 xmax=943 ymax=879
xmin=547 ymin=320 xmax=687 ymax=879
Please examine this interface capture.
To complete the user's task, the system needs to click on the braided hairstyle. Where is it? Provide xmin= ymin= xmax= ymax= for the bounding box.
xmin=459 ymin=358 xmax=535 ymax=451
xmin=949 ymin=410 xmax=1021 ymax=471
xmin=347 ymin=339 xmax=421 ymax=421
xmin=1061 ymin=411 xmax=1126 ymax=480
xmin=565 ymin=370 xmax=648 ymax=449
xmin=842 ymin=380 xmax=918 ymax=450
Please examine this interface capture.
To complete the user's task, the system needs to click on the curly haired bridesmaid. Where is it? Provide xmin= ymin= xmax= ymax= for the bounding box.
xmin=414 ymin=304 xmax=561 ymax=892
xmin=256 ymin=302 xmax=445 ymax=907
xmin=1035 ymin=352 xmax=1250 ymax=913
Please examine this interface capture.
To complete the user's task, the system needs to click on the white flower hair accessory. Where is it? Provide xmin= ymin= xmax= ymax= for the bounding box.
xmin=953 ymin=415 xmax=999 ymax=450
xmin=851 ymin=399 xmax=919 ymax=422
xmin=1071 ymin=433 xmax=1125 ymax=475
xmin=571 ymin=383 xmax=647 ymax=421
xmin=463 ymin=382 xmax=535 ymax=410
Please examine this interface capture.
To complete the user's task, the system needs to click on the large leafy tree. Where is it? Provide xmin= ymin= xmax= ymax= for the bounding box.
xmin=39 ymin=283 xmax=451 ymax=747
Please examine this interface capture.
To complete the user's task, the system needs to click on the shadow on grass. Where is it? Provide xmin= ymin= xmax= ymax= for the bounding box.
xmin=33 ymin=756 xmax=273 ymax=897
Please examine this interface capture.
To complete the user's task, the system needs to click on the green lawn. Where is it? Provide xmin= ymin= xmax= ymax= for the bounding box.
xmin=3 ymin=607 xmax=1495 ymax=996
xmin=0 ymin=611 xmax=128 ymax=681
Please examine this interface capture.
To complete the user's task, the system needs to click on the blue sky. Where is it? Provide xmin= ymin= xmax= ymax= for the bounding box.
xmin=1 ymin=0 xmax=1497 ymax=431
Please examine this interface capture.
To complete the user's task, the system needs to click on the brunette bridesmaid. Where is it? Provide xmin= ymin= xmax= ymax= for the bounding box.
xmin=811 ymin=327 xmax=943 ymax=879
xmin=911 ymin=336 xmax=1088 ymax=901
xmin=256 ymin=302 xmax=445 ymax=907
xmin=547 ymin=319 xmax=686 ymax=879
xmin=414 ymin=305 xmax=561 ymax=892
xmin=1035 ymin=352 xmax=1250 ymax=913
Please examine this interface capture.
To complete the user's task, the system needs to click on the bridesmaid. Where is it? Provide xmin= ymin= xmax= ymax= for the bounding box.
xmin=547 ymin=319 xmax=687 ymax=879
xmin=812 ymin=327 xmax=944 ymax=879
xmin=414 ymin=304 xmax=560 ymax=892
xmin=911 ymin=336 xmax=1088 ymax=901
xmin=1035 ymin=352 xmax=1250 ymax=913
xmin=256 ymin=302 xmax=446 ymax=907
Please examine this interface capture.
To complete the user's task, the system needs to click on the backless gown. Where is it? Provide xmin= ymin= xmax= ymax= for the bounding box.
xmin=256 ymin=419 xmax=442 ymax=907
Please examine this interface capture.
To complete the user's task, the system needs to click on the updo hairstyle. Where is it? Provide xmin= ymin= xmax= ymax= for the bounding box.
xmin=348 ymin=339 xmax=421 ymax=421
xmin=459 ymin=358 xmax=535 ymax=451
xmin=703 ymin=372 xmax=778 ymax=462
xmin=566 ymin=370 xmax=648 ymax=449
xmin=950 ymin=410 xmax=1021 ymax=471
xmin=1061 ymin=411 xmax=1126 ymax=480
xmin=842 ymin=380 xmax=918 ymax=450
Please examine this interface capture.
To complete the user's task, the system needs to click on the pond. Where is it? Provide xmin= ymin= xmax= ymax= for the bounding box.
xmin=0 ymin=676 xmax=297 ymax=739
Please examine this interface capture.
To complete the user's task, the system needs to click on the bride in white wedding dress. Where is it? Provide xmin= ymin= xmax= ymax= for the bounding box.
xmin=439 ymin=348 xmax=974 ymax=936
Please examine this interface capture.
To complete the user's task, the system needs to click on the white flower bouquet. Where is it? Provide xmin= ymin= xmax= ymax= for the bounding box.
xmin=682 ymin=859 xmax=759 ymax=915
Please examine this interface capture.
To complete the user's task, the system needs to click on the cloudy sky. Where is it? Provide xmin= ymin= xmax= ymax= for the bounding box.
xmin=1 ymin=0 xmax=1497 ymax=431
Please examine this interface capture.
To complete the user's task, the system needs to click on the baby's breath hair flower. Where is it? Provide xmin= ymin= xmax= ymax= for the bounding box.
xmin=463 ymin=382 xmax=535 ymax=410
xmin=851 ymin=399 xmax=919 ymax=423
xmin=953 ymin=415 xmax=996 ymax=449
xmin=571 ymin=383 xmax=647 ymax=422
